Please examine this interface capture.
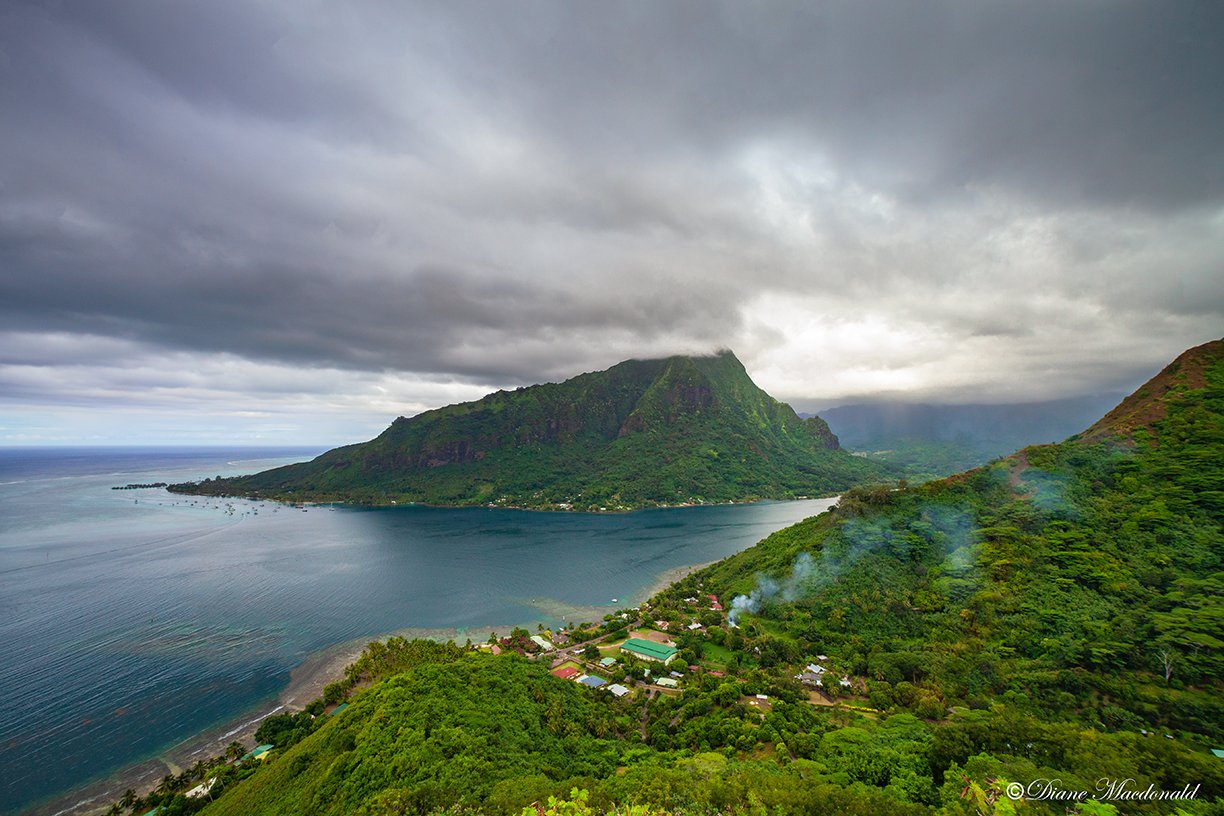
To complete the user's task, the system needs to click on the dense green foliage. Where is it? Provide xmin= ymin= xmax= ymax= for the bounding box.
xmin=172 ymin=352 xmax=888 ymax=510
xmin=175 ymin=342 xmax=1224 ymax=816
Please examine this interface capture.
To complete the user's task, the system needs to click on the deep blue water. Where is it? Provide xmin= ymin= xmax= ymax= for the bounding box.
xmin=0 ymin=447 xmax=836 ymax=814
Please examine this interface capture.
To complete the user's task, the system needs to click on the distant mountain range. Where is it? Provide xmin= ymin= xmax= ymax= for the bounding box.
xmin=174 ymin=351 xmax=888 ymax=510
xmin=815 ymin=394 xmax=1125 ymax=477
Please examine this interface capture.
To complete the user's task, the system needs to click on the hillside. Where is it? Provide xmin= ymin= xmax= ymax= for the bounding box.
xmin=112 ymin=339 xmax=1223 ymax=816
xmin=173 ymin=351 xmax=888 ymax=510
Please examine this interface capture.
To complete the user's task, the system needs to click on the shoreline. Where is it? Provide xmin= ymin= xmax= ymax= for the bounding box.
xmin=164 ymin=491 xmax=842 ymax=516
xmin=632 ymin=560 xmax=718 ymax=605
xmin=20 ymin=510 xmax=840 ymax=816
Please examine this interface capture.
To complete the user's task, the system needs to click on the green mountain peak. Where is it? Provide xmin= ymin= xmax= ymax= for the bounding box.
xmin=175 ymin=351 xmax=884 ymax=509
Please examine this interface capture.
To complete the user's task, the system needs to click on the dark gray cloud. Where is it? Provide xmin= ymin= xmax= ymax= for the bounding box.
xmin=1 ymin=0 xmax=1222 ymax=442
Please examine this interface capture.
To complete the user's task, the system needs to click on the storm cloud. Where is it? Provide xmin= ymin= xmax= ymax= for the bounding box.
xmin=1 ymin=1 xmax=1221 ymax=443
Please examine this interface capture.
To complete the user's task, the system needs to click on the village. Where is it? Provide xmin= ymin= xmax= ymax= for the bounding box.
xmin=478 ymin=589 xmax=867 ymax=718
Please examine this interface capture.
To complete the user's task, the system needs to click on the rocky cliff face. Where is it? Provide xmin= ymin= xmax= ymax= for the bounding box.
xmin=803 ymin=416 xmax=840 ymax=450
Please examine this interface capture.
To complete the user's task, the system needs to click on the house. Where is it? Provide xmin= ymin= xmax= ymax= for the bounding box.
xmin=607 ymin=683 xmax=631 ymax=697
xmin=840 ymin=676 xmax=852 ymax=688
xmin=687 ymin=622 xmax=703 ymax=630
xmin=185 ymin=779 xmax=217 ymax=799
xmin=530 ymin=635 xmax=554 ymax=651
xmin=619 ymin=637 xmax=678 ymax=665
xmin=578 ymin=674 xmax=607 ymax=688
xmin=656 ymin=677 xmax=678 ymax=688
xmin=805 ymin=663 xmax=825 ymax=675
xmin=796 ymin=672 xmax=823 ymax=686
xmin=552 ymin=666 xmax=582 ymax=680
xmin=707 ymin=594 xmax=723 ymax=611
xmin=599 ymin=657 xmax=617 ymax=668
xmin=654 ymin=620 xmax=670 ymax=629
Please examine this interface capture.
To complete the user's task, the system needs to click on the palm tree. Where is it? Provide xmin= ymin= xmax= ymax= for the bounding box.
xmin=120 ymin=789 xmax=137 ymax=808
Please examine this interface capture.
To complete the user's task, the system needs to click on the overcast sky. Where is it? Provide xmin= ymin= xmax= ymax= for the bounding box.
xmin=2 ymin=1 xmax=1221 ymax=445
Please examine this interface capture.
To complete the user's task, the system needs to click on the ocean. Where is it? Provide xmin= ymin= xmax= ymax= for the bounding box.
xmin=0 ymin=447 xmax=836 ymax=815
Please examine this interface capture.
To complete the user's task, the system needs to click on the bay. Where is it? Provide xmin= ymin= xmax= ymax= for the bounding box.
xmin=0 ymin=447 xmax=836 ymax=815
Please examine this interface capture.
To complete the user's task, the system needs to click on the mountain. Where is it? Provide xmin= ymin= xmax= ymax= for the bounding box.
xmin=174 ymin=350 xmax=888 ymax=509
xmin=125 ymin=341 xmax=1223 ymax=816
xmin=816 ymin=393 xmax=1125 ymax=479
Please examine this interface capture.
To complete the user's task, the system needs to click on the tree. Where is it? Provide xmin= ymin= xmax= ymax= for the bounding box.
xmin=1157 ymin=645 xmax=1175 ymax=684
xmin=583 ymin=644 xmax=600 ymax=660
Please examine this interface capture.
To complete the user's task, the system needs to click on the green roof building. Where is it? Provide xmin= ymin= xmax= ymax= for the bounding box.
xmin=241 ymin=744 xmax=275 ymax=763
xmin=620 ymin=637 xmax=677 ymax=665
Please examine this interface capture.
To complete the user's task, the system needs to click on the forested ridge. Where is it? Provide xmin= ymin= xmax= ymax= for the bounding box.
xmin=117 ymin=341 xmax=1222 ymax=816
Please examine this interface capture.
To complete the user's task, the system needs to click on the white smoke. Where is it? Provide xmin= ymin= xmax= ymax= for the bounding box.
xmin=728 ymin=553 xmax=816 ymax=625
xmin=725 ymin=502 xmax=981 ymax=625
